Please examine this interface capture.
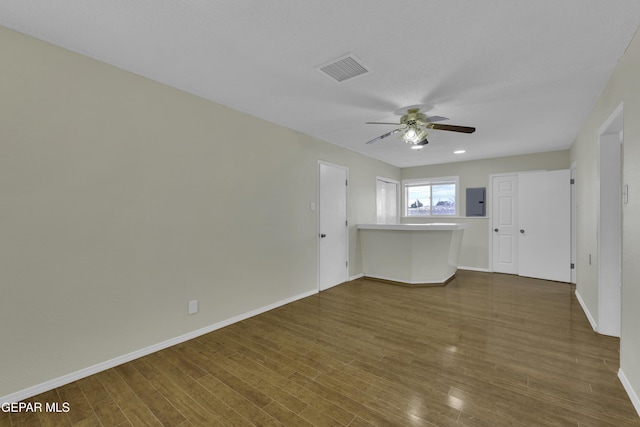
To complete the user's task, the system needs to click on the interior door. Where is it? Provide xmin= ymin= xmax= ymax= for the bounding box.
xmin=491 ymin=175 xmax=519 ymax=274
xmin=518 ymin=170 xmax=571 ymax=282
xmin=319 ymin=162 xmax=348 ymax=291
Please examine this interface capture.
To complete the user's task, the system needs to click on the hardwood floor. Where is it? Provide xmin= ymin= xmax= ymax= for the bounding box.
xmin=2 ymin=271 xmax=639 ymax=426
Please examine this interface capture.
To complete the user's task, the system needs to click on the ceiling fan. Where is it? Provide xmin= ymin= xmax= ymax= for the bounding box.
xmin=365 ymin=107 xmax=475 ymax=147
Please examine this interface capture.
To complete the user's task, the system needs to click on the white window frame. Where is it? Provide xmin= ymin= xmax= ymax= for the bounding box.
xmin=401 ymin=176 xmax=459 ymax=217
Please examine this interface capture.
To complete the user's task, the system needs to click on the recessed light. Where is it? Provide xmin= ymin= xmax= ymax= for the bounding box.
xmin=454 ymin=150 xmax=466 ymax=154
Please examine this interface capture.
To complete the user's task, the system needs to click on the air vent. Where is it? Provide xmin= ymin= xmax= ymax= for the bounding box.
xmin=316 ymin=53 xmax=370 ymax=83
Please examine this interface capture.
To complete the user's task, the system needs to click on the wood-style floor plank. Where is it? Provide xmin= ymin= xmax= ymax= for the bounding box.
xmin=96 ymin=368 xmax=164 ymax=426
xmin=4 ymin=271 xmax=640 ymax=426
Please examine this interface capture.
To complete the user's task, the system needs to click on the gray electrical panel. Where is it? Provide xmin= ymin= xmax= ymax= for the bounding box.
xmin=466 ymin=187 xmax=486 ymax=217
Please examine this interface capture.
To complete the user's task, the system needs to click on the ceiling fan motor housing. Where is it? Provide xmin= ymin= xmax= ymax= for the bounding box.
xmin=399 ymin=108 xmax=427 ymax=125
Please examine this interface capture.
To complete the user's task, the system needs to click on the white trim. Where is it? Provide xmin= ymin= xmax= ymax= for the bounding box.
xmin=599 ymin=102 xmax=624 ymax=135
xmin=597 ymin=104 xmax=623 ymax=338
xmin=458 ymin=266 xmax=490 ymax=273
xmin=376 ymin=176 xmax=400 ymax=224
xmin=570 ymin=161 xmax=577 ymax=284
xmin=619 ymin=369 xmax=640 ymax=417
xmin=349 ymin=272 xmax=364 ymax=281
xmin=375 ymin=176 xmax=399 ymax=184
xmin=358 ymin=223 xmax=467 ymax=231
xmin=364 ymin=273 xmax=455 ymax=285
xmin=401 ymin=216 xmax=488 ymax=220
xmin=0 ymin=289 xmax=317 ymax=403
xmin=575 ymin=289 xmax=598 ymax=332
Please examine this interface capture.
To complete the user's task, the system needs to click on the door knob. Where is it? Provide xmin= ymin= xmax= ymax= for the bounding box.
xmin=494 ymin=228 xmax=499 ymax=232
xmin=520 ymin=229 xmax=525 ymax=233
xmin=320 ymin=233 xmax=327 ymax=238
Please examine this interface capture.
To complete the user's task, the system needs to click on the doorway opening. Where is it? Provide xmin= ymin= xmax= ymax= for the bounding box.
xmin=376 ymin=177 xmax=399 ymax=224
xmin=597 ymin=103 xmax=623 ymax=337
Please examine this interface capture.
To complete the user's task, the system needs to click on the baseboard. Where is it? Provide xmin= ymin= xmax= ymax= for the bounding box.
xmin=619 ymin=369 xmax=640 ymax=417
xmin=348 ymin=273 xmax=364 ymax=281
xmin=457 ymin=266 xmax=490 ymax=273
xmin=574 ymin=289 xmax=598 ymax=332
xmin=0 ymin=288 xmax=318 ymax=403
xmin=363 ymin=273 xmax=455 ymax=286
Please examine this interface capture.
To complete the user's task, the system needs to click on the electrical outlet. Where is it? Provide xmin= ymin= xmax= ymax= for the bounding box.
xmin=188 ymin=300 xmax=198 ymax=315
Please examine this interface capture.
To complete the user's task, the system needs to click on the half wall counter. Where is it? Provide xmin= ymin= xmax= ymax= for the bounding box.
xmin=357 ymin=223 xmax=468 ymax=286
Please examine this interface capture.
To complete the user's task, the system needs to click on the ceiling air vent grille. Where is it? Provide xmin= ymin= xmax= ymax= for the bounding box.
xmin=316 ymin=54 xmax=370 ymax=83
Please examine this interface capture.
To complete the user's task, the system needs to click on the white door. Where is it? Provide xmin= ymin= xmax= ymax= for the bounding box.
xmin=319 ymin=162 xmax=348 ymax=291
xmin=491 ymin=175 xmax=519 ymax=274
xmin=518 ymin=170 xmax=571 ymax=282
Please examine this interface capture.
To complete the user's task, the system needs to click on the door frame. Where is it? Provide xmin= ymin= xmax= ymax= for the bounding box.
xmin=571 ymin=161 xmax=577 ymax=284
xmin=375 ymin=176 xmax=400 ymax=224
xmin=317 ymin=160 xmax=349 ymax=291
xmin=597 ymin=102 xmax=623 ymax=337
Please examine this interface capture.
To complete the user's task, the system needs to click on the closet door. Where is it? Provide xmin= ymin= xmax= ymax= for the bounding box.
xmin=518 ymin=170 xmax=571 ymax=282
xmin=491 ymin=175 xmax=519 ymax=274
xmin=319 ymin=162 xmax=348 ymax=291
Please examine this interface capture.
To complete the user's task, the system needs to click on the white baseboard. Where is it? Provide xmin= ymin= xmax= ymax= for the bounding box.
xmin=457 ymin=266 xmax=490 ymax=273
xmin=0 ymin=289 xmax=318 ymax=403
xmin=364 ymin=273 xmax=455 ymax=285
xmin=619 ymin=369 xmax=640 ymax=417
xmin=348 ymin=273 xmax=364 ymax=281
xmin=574 ymin=289 xmax=598 ymax=332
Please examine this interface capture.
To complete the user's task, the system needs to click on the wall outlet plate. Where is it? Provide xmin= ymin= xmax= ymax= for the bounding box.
xmin=188 ymin=300 xmax=198 ymax=315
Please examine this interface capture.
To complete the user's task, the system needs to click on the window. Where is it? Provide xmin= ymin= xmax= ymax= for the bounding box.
xmin=403 ymin=176 xmax=458 ymax=216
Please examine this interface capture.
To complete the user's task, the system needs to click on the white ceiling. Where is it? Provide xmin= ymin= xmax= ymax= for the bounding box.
xmin=2 ymin=1 xmax=640 ymax=167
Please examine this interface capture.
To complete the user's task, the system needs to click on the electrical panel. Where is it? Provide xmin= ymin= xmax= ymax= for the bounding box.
xmin=466 ymin=187 xmax=486 ymax=217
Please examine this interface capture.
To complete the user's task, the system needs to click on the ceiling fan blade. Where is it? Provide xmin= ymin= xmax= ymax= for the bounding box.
xmin=366 ymin=121 xmax=402 ymax=125
xmin=423 ymin=115 xmax=448 ymax=123
xmin=427 ymin=123 xmax=476 ymax=134
xmin=365 ymin=128 xmax=403 ymax=144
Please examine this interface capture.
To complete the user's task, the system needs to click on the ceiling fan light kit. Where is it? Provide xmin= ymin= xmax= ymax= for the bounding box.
xmin=401 ymin=125 xmax=428 ymax=145
xmin=365 ymin=107 xmax=475 ymax=148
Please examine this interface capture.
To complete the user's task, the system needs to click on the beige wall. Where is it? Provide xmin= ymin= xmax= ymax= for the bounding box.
xmin=401 ymin=151 xmax=570 ymax=270
xmin=0 ymin=27 xmax=399 ymax=398
xmin=570 ymin=24 xmax=640 ymax=410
